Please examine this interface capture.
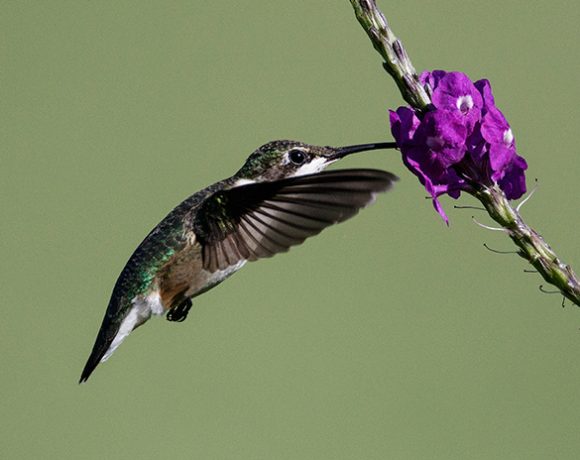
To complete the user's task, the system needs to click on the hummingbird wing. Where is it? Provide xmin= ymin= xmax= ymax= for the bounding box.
xmin=193 ymin=169 xmax=397 ymax=272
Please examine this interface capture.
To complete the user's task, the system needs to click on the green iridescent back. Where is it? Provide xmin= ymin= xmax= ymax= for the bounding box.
xmin=107 ymin=181 xmax=228 ymax=316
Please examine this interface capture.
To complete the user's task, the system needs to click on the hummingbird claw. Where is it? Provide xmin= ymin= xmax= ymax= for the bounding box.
xmin=166 ymin=298 xmax=192 ymax=322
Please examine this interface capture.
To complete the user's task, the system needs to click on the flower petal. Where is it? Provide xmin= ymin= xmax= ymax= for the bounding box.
xmin=420 ymin=70 xmax=448 ymax=92
xmin=432 ymin=72 xmax=483 ymax=131
xmin=421 ymin=111 xmax=467 ymax=167
xmin=474 ymin=79 xmax=495 ymax=111
xmin=498 ymin=154 xmax=528 ymax=200
xmin=481 ymin=106 xmax=511 ymax=145
xmin=389 ymin=107 xmax=420 ymax=146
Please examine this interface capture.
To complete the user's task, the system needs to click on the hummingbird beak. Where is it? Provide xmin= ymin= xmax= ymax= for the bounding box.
xmin=329 ymin=141 xmax=397 ymax=160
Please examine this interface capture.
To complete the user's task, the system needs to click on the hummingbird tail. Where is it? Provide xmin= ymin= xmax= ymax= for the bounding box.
xmin=79 ymin=297 xmax=156 ymax=383
xmin=79 ymin=347 xmax=106 ymax=383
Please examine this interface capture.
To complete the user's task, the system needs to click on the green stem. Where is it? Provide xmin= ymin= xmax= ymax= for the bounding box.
xmin=349 ymin=0 xmax=431 ymax=111
xmin=349 ymin=0 xmax=580 ymax=307
xmin=475 ymin=186 xmax=580 ymax=306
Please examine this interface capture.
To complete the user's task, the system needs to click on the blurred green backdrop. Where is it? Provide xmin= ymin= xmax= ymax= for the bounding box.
xmin=2 ymin=1 xmax=580 ymax=459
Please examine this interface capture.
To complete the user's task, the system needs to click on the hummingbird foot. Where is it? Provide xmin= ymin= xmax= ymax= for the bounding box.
xmin=166 ymin=298 xmax=192 ymax=322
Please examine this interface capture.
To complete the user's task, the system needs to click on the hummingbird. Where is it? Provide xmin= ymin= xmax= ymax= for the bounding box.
xmin=79 ymin=140 xmax=398 ymax=382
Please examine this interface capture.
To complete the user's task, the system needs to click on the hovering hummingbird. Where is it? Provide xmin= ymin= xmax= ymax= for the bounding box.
xmin=80 ymin=140 xmax=397 ymax=382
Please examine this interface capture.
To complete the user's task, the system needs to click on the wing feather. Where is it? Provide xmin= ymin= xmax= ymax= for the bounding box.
xmin=193 ymin=169 xmax=397 ymax=272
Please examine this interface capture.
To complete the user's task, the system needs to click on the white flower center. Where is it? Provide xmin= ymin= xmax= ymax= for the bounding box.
xmin=503 ymin=128 xmax=514 ymax=146
xmin=456 ymin=95 xmax=473 ymax=115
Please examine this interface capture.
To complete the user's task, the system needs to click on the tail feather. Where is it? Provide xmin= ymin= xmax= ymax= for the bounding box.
xmin=79 ymin=340 xmax=109 ymax=383
xmin=79 ymin=299 xmax=152 ymax=383
xmin=79 ymin=323 xmax=117 ymax=383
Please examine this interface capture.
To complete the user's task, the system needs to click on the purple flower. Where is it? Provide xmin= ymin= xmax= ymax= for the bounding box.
xmin=474 ymin=79 xmax=495 ymax=110
xmin=420 ymin=69 xmax=447 ymax=92
xmin=420 ymin=110 xmax=467 ymax=168
xmin=390 ymin=70 xmax=527 ymax=222
xmin=480 ymin=106 xmax=516 ymax=180
xmin=390 ymin=108 xmax=466 ymax=223
xmin=498 ymin=154 xmax=528 ymax=200
xmin=431 ymin=72 xmax=483 ymax=131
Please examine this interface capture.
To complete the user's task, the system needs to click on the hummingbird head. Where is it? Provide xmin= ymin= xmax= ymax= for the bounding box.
xmin=234 ymin=140 xmax=396 ymax=183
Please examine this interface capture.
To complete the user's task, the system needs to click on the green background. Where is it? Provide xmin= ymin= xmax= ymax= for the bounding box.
xmin=2 ymin=1 xmax=580 ymax=459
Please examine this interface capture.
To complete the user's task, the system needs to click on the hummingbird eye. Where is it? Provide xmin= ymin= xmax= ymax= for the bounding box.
xmin=288 ymin=149 xmax=306 ymax=165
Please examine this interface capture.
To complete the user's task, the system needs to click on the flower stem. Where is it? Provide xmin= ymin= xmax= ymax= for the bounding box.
xmin=475 ymin=186 xmax=580 ymax=306
xmin=349 ymin=0 xmax=431 ymax=111
xmin=349 ymin=0 xmax=580 ymax=307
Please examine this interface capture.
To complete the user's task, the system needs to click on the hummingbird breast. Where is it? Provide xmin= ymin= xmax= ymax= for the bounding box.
xmin=156 ymin=236 xmax=247 ymax=308
xmin=156 ymin=238 xmax=203 ymax=308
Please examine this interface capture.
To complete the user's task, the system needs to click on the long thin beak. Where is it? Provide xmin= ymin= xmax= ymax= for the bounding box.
xmin=330 ymin=141 xmax=398 ymax=160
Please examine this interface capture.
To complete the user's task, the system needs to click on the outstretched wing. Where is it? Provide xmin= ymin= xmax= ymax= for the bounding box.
xmin=193 ymin=169 xmax=397 ymax=272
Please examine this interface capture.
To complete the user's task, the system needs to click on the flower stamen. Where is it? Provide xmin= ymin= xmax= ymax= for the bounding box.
xmin=456 ymin=95 xmax=474 ymax=115
xmin=503 ymin=128 xmax=514 ymax=146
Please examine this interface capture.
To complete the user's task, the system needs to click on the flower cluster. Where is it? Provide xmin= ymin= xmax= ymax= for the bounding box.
xmin=389 ymin=70 xmax=527 ymax=223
